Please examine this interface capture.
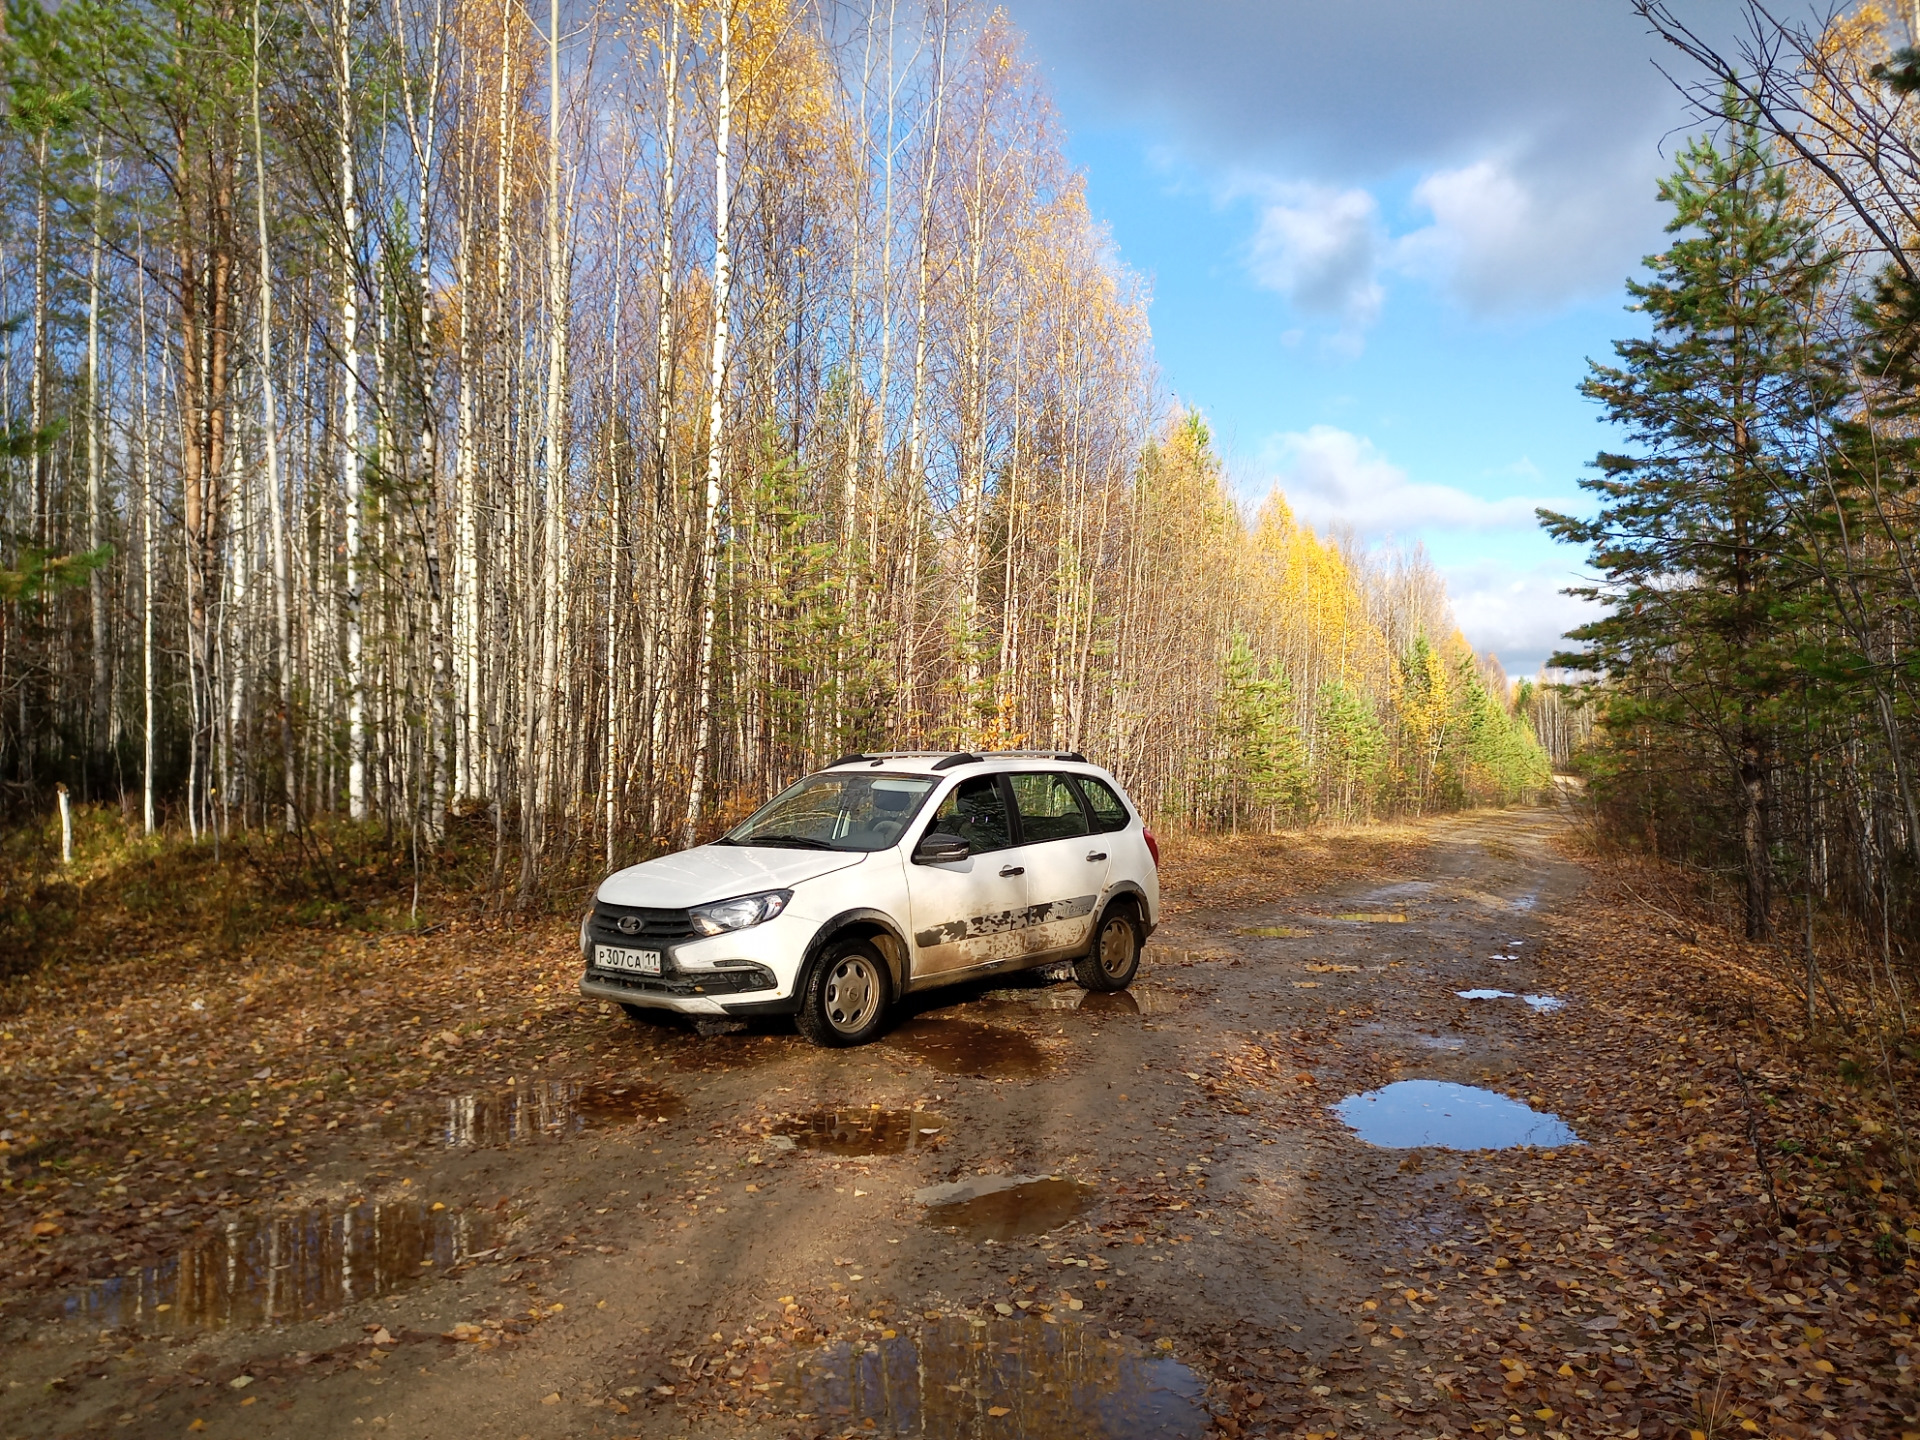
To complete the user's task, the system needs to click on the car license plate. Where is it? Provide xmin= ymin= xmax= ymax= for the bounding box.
xmin=597 ymin=945 xmax=662 ymax=976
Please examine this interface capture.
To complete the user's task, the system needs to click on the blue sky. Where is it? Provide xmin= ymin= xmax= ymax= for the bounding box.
xmin=998 ymin=0 xmax=1748 ymax=676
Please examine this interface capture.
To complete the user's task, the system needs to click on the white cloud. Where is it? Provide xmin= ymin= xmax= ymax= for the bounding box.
xmin=1394 ymin=153 xmax=1654 ymax=315
xmin=1229 ymin=143 xmax=1657 ymax=339
xmin=1258 ymin=425 xmax=1548 ymax=536
xmin=1443 ymin=559 xmax=1600 ymax=677
xmin=1242 ymin=182 xmax=1384 ymax=334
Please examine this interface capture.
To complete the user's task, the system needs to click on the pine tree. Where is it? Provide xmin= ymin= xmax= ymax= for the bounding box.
xmin=1540 ymin=103 xmax=1842 ymax=939
xmin=1210 ymin=630 xmax=1312 ymax=829
xmin=1315 ymin=678 xmax=1385 ymax=822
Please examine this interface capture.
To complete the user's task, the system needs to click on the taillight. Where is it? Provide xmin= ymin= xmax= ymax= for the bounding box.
xmin=1142 ymin=827 xmax=1160 ymax=867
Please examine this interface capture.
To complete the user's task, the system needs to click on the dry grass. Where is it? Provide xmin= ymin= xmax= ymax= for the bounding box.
xmin=1155 ymin=820 xmax=1434 ymax=917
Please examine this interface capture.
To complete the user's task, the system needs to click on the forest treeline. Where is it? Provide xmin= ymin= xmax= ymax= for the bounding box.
xmin=0 ymin=0 xmax=1547 ymax=897
xmin=1553 ymin=3 xmax=1920 ymax=976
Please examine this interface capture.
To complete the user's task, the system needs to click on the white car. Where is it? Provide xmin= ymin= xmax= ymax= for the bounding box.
xmin=579 ymin=751 xmax=1161 ymax=1046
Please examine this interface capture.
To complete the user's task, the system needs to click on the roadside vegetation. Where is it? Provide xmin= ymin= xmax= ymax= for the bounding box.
xmin=0 ymin=0 xmax=1546 ymax=930
xmin=1540 ymin=5 xmax=1920 ymax=1205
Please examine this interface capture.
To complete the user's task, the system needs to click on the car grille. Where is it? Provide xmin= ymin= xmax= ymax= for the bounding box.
xmin=588 ymin=965 xmax=776 ymax=997
xmin=587 ymin=902 xmax=700 ymax=944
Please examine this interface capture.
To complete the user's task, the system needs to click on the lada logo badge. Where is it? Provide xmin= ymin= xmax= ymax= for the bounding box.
xmin=616 ymin=915 xmax=642 ymax=936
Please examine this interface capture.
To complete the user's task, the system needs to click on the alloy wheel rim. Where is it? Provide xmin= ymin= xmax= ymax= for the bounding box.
xmin=1099 ymin=919 xmax=1135 ymax=978
xmin=824 ymin=957 xmax=881 ymax=1031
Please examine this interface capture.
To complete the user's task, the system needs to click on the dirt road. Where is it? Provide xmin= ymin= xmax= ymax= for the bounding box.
xmin=4 ymin=804 xmax=1909 ymax=1440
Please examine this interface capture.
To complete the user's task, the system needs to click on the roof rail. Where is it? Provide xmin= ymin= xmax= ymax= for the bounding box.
xmin=970 ymin=748 xmax=1090 ymax=762
xmin=822 ymin=748 xmax=1092 ymax=770
xmin=824 ymin=750 xmax=961 ymax=767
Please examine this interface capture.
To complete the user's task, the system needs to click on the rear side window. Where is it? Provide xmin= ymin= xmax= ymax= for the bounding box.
xmin=929 ymin=776 xmax=1014 ymax=853
xmin=1074 ymin=775 xmax=1131 ymax=833
xmin=1009 ymin=772 xmax=1090 ymax=843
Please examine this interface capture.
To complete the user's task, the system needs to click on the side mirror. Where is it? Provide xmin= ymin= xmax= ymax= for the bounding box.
xmin=912 ymin=831 xmax=970 ymax=865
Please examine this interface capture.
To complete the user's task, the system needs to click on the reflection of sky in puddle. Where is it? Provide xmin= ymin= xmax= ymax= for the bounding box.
xmin=1419 ymin=1035 xmax=1467 ymax=1050
xmin=774 ymin=1315 xmax=1205 ymax=1439
xmin=774 ymin=1109 xmax=945 ymax=1156
xmin=1456 ymin=989 xmax=1565 ymax=1012
xmin=60 ymin=1200 xmax=499 ymax=1332
xmin=384 ymin=1078 xmax=679 ymax=1146
xmin=1335 ymin=1080 xmax=1579 ymax=1150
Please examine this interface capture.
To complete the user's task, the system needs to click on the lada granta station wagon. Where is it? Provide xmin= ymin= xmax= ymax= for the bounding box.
xmin=578 ymin=751 xmax=1160 ymax=1046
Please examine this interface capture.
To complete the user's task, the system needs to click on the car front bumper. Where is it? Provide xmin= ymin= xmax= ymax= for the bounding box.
xmin=579 ymin=909 xmax=813 ymax=1016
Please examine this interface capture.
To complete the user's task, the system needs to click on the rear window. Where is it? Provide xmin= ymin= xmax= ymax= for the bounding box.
xmin=1008 ymin=772 xmax=1090 ymax=843
xmin=1074 ymin=775 xmax=1131 ymax=833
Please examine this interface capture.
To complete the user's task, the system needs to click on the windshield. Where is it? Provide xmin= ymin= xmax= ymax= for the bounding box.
xmin=723 ymin=773 xmax=938 ymax=853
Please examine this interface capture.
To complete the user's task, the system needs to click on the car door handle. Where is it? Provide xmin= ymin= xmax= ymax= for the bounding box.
xmin=999 ymin=865 xmax=1025 ymax=878
xmin=1086 ymin=851 xmax=1108 ymax=862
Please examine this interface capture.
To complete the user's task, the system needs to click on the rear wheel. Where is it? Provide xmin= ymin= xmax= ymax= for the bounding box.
xmin=795 ymin=938 xmax=892 ymax=1047
xmin=1073 ymin=901 xmax=1141 ymax=992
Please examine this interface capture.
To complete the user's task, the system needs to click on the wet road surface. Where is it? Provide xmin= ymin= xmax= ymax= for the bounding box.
xmin=1 ymin=804 xmax=1588 ymax=1439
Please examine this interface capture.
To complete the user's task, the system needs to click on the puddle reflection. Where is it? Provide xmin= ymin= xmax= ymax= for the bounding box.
xmin=1455 ymin=989 xmax=1565 ymax=1013
xmin=386 ymin=1078 xmax=681 ymax=1146
xmin=1335 ymin=1080 xmax=1578 ymax=1150
xmin=918 ymin=1176 xmax=1092 ymax=1241
xmin=1006 ymin=986 xmax=1177 ymax=1016
xmin=775 ymin=1109 xmax=945 ymax=1156
xmin=774 ymin=1315 xmax=1205 ymax=1439
xmin=886 ymin=1017 xmax=1049 ymax=1077
xmin=61 ymin=1200 xmax=500 ymax=1333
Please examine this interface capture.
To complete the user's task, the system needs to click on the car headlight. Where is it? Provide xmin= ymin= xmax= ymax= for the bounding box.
xmin=689 ymin=889 xmax=793 ymax=936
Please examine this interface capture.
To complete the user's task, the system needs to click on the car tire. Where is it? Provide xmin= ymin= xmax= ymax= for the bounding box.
xmin=1074 ymin=900 xmax=1142 ymax=992
xmin=795 ymin=938 xmax=892 ymax=1047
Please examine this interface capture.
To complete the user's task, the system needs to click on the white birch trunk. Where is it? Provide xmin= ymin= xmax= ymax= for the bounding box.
xmin=138 ymin=223 xmax=157 ymax=834
xmin=682 ymin=0 xmax=732 ymax=848
xmin=336 ymin=0 xmax=369 ymax=820
xmin=87 ymin=141 xmax=111 ymax=745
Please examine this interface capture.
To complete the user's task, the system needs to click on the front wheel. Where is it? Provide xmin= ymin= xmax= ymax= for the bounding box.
xmin=795 ymin=938 xmax=892 ymax=1047
xmin=1074 ymin=902 xmax=1141 ymax=992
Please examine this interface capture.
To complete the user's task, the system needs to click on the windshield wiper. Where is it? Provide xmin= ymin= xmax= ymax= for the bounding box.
xmin=739 ymin=833 xmax=835 ymax=850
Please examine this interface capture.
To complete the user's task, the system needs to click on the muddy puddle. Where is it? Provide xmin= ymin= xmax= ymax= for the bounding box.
xmin=916 ymin=1175 xmax=1092 ymax=1241
xmin=58 ymin=1200 xmax=500 ymax=1333
xmin=383 ymin=1077 xmax=680 ymax=1146
xmin=995 ymin=985 xmax=1179 ymax=1016
xmin=885 ymin=1017 xmax=1049 ymax=1077
xmin=1238 ymin=925 xmax=1312 ymax=938
xmin=774 ymin=1109 xmax=946 ymax=1156
xmin=1335 ymin=911 xmax=1407 ymax=923
xmin=773 ymin=1314 xmax=1205 ymax=1438
xmin=1455 ymin=989 xmax=1565 ymax=1012
xmin=1335 ymin=1080 xmax=1579 ymax=1150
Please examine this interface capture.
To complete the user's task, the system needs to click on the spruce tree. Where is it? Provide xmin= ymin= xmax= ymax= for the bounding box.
xmin=1540 ymin=105 xmax=1843 ymax=938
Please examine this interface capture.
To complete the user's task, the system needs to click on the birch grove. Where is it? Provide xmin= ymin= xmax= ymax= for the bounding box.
xmin=0 ymin=0 xmax=1547 ymax=894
